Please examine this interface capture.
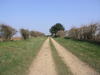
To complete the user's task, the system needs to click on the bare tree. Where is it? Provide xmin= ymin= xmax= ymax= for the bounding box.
xmin=68 ymin=27 xmax=79 ymax=39
xmin=56 ymin=30 xmax=65 ymax=37
xmin=95 ymin=24 xmax=100 ymax=41
xmin=20 ymin=29 xmax=30 ymax=40
xmin=67 ymin=23 xmax=100 ymax=42
xmin=0 ymin=24 xmax=16 ymax=41
xmin=30 ymin=30 xmax=45 ymax=37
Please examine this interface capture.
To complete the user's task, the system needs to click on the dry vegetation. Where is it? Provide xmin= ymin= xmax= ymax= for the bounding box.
xmin=0 ymin=24 xmax=45 ymax=41
xmin=0 ymin=24 xmax=16 ymax=41
xmin=65 ymin=23 xmax=100 ymax=42
xmin=30 ymin=30 xmax=45 ymax=37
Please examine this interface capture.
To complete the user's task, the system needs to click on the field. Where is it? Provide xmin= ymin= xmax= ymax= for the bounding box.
xmin=54 ymin=38 xmax=100 ymax=73
xmin=0 ymin=37 xmax=46 ymax=75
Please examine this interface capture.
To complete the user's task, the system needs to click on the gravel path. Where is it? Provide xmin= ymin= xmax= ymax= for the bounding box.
xmin=51 ymin=38 xmax=99 ymax=75
xmin=28 ymin=38 xmax=57 ymax=75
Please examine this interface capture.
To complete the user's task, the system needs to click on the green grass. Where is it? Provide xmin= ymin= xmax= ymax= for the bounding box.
xmin=50 ymin=39 xmax=72 ymax=75
xmin=55 ymin=38 xmax=100 ymax=73
xmin=0 ymin=37 xmax=46 ymax=75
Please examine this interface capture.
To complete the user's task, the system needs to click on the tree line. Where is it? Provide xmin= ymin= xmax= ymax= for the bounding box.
xmin=1 ymin=22 xmax=100 ymax=42
xmin=50 ymin=23 xmax=100 ymax=42
xmin=0 ymin=24 xmax=45 ymax=41
xmin=67 ymin=23 xmax=100 ymax=42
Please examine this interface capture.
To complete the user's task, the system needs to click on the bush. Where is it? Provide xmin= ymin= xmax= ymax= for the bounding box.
xmin=66 ymin=23 xmax=100 ymax=42
xmin=56 ymin=30 xmax=65 ymax=37
xmin=20 ymin=29 xmax=30 ymax=40
xmin=0 ymin=24 xmax=16 ymax=41
xmin=30 ymin=30 xmax=45 ymax=37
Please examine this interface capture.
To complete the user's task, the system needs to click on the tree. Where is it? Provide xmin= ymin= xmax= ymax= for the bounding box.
xmin=0 ymin=24 xmax=16 ymax=41
xmin=67 ymin=23 xmax=100 ymax=42
xmin=50 ymin=23 xmax=65 ymax=37
xmin=20 ymin=29 xmax=30 ymax=40
xmin=68 ymin=27 xmax=79 ymax=39
xmin=56 ymin=30 xmax=65 ymax=37
xmin=95 ymin=23 xmax=100 ymax=41
xmin=30 ymin=30 xmax=45 ymax=37
xmin=30 ymin=31 xmax=37 ymax=37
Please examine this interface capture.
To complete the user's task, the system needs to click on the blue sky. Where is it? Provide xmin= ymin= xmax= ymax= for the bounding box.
xmin=0 ymin=0 xmax=100 ymax=35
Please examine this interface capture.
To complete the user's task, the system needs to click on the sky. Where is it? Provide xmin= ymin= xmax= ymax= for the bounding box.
xmin=0 ymin=0 xmax=100 ymax=35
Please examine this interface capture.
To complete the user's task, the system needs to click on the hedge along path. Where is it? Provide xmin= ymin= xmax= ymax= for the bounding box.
xmin=28 ymin=38 xmax=57 ymax=75
xmin=51 ymin=38 xmax=99 ymax=75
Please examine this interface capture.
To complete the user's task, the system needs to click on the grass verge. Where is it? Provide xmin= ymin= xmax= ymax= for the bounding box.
xmin=0 ymin=37 xmax=46 ymax=75
xmin=55 ymin=38 xmax=100 ymax=73
xmin=50 ymin=39 xmax=72 ymax=75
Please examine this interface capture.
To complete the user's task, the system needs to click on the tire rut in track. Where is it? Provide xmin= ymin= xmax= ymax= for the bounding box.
xmin=51 ymin=38 xmax=99 ymax=75
xmin=28 ymin=38 xmax=57 ymax=75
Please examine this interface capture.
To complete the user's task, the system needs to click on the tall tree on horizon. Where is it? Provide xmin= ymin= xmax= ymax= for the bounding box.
xmin=49 ymin=23 xmax=65 ymax=37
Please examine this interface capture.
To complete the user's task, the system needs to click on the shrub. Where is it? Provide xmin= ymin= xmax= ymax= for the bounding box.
xmin=0 ymin=24 xmax=16 ymax=41
xmin=56 ymin=30 xmax=65 ymax=37
xmin=30 ymin=30 xmax=45 ymax=37
xmin=66 ymin=23 xmax=100 ymax=42
xmin=20 ymin=29 xmax=30 ymax=40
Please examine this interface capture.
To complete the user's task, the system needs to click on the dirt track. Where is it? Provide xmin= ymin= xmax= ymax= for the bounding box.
xmin=28 ymin=38 xmax=99 ymax=75
xmin=51 ymin=38 xmax=99 ymax=75
xmin=28 ymin=38 xmax=57 ymax=75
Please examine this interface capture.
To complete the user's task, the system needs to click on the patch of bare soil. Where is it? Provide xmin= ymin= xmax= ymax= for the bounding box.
xmin=51 ymin=38 xmax=99 ymax=75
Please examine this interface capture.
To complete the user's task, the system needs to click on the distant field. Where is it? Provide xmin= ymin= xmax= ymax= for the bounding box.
xmin=0 ymin=37 xmax=46 ymax=75
xmin=55 ymin=38 xmax=100 ymax=73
